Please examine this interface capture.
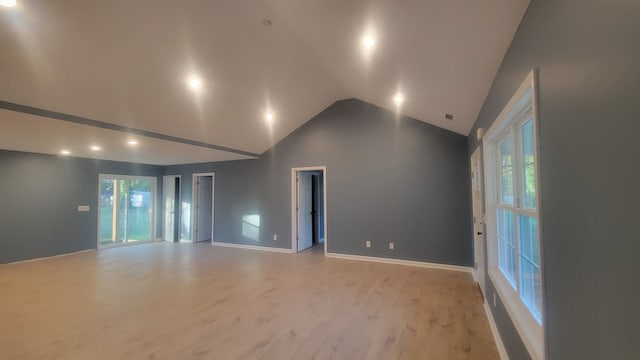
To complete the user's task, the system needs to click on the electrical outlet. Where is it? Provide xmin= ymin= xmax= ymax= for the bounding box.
xmin=365 ymin=241 xmax=371 ymax=248
xmin=273 ymin=234 xmax=277 ymax=241
xmin=493 ymin=293 xmax=496 ymax=307
xmin=389 ymin=242 xmax=394 ymax=250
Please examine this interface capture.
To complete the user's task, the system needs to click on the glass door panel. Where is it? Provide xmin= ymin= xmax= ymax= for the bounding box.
xmin=99 ymin=175 xmax=155 ymax=247
xmin=99 ymin=178 xmax=122 ymax=246
xmin=116 ymin=179 xmax=128 ymax=243
xmin=126 ymin=179 xmax=153 ymax=242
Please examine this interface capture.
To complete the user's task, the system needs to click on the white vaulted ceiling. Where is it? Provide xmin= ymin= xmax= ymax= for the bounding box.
xmin=0 ymin=0 xmax=530 ymax=164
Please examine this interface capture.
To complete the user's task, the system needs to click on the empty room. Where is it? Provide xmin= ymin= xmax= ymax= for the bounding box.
xmin=1 ymin=1 xmax=638 ymax=359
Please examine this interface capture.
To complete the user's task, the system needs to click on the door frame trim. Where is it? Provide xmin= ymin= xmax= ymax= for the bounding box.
xmin=470 ymin=146 xmax=486 ymax=295
xmin=291 ymin=166 xmax=327 ymax=254
xmin=191 ymin=172 xmax=215 ymax=243
xmin=162 ymin=175 xmax=181 ymax=242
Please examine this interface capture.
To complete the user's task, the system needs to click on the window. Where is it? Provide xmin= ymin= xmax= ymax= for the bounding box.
xmin=483 ymin=70 xmax=544 ymax=359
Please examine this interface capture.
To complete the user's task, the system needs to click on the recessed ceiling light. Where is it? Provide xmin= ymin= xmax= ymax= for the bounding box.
xmin=60 ymin=150 xmax=71 ymax=155
xmin=127 ymin=139 xmax=138 ymax=146
xmin=187 ymin=76 xmax=202 ymax=90
xmin=90 ymin=145 xmax=101 ymax=151
xmin=393 ymin=93 xmax=404 ymax=106
xmin=265 ymin=112 xmax=274 ymax=123
xmin=0 ymin=0 xmax=17 ymax=8
xmin=362 ymin=35 xmax=375 ymax=48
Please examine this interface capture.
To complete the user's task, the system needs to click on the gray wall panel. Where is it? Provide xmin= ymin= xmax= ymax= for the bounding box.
xmin=166 ymin=99 xmax=473 ymax=266
xmin=0 ymin=150 xmax=163 ymax=264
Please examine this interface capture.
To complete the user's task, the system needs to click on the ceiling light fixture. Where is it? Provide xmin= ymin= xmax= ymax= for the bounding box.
xmin=265 ymin=112 xmax=274 ymax=123
xmin=393 ymin=93 xmax=404 ymax=106
xmin=362 ymin=35 xmax=375 ymax=48
xmin=0 ymin=0 xmax=17 ymax=8
xmin=90 ymin=145 xmax=101 ymax=151
xmin=187 ymin=76 xmax=202 ymax=90
xmin=127 ymin=139 xmax=138 ymax=145
xmin=60 ymin=150 xmax=71 ymax=155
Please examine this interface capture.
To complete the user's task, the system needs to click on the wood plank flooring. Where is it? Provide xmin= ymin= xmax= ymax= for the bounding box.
xmin=0 ymin=243 xmax=498 ymax=359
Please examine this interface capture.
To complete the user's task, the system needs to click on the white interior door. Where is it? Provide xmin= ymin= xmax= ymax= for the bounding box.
xmin=297 ymin=172 xmax=313 ymax=252
xmin=471 ymin=147 xmax=486 ymax=295
xmin=195 ymin=176 xmax=213 ymax=242
xmin=163 ymin=176 xmax=176 ymax=242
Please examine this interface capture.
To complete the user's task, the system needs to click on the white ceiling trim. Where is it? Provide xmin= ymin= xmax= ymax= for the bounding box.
xmin=0 ymin=100 xmax=260 ymax=158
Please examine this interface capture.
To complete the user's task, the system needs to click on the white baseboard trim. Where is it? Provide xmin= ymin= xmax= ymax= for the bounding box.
xmin=212 ymin=241 xmax=295 ymax=254
xmin=179 ymin=239 xmax=193 ymax=243
xmin=484 ymin=300 xmax=509 ymax=360
xmin=325 ymin=252 xmax=473 ymax=273
xmin=1 ymin=249 xmax=95 ymax=266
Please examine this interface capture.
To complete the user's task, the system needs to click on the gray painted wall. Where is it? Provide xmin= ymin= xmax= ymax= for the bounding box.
xmin=0 ymin=150 xmax=163 ymax=264
xmin=468 ymin=1 xmax=640 ymax=359
xmin=166 ymin=99 xmax=473 ymax=266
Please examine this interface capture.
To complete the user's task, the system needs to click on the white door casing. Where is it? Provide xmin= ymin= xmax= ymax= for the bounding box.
xmin=193 ymin=174 xmax=214 ymax=243
xmin=163 ymin=176 xmax=176 ymax=242
xmin=297 ymin=172 xmax=313 ymax=252
xmin=471 ymin=147 xmax=486 ymax=295
xmin=291 ymin=166 xmax=327 ymax=254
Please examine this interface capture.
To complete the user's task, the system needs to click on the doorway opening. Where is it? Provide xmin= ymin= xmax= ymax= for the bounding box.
xmin=192 ymin=173 xmax=214 ymax=243
xmin=470 ymin=147 xmax=486 ymax=296
xmin=291 ymin=166 xmax=327 ymax=254
xmin=98 ymin=174 xmax=157 ymax=248
xmin=163 ymin=175 xmax=181 ymax=242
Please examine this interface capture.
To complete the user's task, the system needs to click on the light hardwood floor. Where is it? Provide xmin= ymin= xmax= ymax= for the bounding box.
xmin=0 ymin=243 xmax=498 ymax=359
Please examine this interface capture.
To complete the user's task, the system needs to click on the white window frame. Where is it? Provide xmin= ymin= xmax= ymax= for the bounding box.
xmin=483 ymin=70 xmax=545 ymax=360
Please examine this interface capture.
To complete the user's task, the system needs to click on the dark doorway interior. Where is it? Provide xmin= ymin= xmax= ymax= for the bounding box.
xmin=172 ymin=177 xmax=180 ymax=242
xmin=311 ymin=174 xmax=319 ymax=245
xmin=296 ymin=169 xmax=325 ymax=253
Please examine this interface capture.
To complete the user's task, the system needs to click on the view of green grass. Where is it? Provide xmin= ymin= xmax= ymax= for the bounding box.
xmin=99 ymin=206 xmax=151 ymax=243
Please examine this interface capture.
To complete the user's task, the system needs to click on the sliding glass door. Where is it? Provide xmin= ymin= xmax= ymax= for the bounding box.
xmin=99 ymin=175 xmax=156 ymax=247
